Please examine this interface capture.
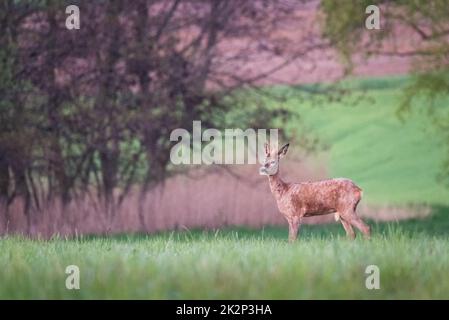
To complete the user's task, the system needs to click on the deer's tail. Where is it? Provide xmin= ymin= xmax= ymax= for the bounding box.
xmin=353 ymin=185 xmax=363 ymax=212
xmin=334 ymin=212 xmax=340 ymax=222
xmin=354 ymin=184 xmax=363 ymax=199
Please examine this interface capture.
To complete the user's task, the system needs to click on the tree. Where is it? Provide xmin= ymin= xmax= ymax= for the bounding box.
xmin=0 ymin=0 xmax=327 ymax=232
xmin=0 ymin=0 xmax=44 ymax=229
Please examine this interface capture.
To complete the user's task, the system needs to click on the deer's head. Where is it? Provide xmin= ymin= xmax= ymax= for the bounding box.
xmin=259 ymin=142 xmax=289 ymax=176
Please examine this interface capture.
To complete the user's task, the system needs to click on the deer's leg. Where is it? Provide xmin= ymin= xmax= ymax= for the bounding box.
xmin=288 ymin=216 xmax=301 ymax=243
xmin=349 ymin=216 xmax=371 ymax=239
xmin=340 ymin=218 xmax=356 ymax=240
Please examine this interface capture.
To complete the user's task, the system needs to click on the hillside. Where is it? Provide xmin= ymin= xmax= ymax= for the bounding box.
xmin=279 ymin=76 xmax=449 ymax=206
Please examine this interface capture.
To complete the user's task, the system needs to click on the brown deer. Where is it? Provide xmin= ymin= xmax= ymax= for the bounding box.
xmin=259 ymin=142 xmax=370 ymax=242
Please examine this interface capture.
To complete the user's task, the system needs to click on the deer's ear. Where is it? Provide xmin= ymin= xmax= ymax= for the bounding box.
xmin=264 ymin=142 xmax=270 ymax=156
xmin=278 ymin=143 xmax=289 ymax=158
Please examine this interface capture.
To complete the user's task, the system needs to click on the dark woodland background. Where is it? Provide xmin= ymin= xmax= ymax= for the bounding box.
xmin=1 ymin=0 xmax=448 ymax=236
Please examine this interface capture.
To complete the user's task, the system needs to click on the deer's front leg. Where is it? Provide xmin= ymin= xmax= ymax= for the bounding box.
xmin=288 ymin=216 xmax=302 ymax=243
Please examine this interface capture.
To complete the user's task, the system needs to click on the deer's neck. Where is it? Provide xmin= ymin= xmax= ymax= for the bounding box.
xmin=268 ymin=173 xmax=287 ymax=200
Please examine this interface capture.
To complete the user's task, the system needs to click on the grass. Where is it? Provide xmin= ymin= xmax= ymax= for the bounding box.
xmin=274 ymin=75 xmax=449 ymax=206
xmin=1 ymin=206 xmax=448 ymax=299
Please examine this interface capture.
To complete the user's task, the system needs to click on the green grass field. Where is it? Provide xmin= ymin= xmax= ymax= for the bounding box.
xmin=2 ymin=76 xmax=449 ymax=299
xmin=1 ymin=207 xmax=449 ymax=299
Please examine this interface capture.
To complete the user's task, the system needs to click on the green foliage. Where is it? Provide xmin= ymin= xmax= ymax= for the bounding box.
xmin=322 ymin=0 xmax=449 ymax=181
xmin=321 ymin=0 xmax=449 ymax=65
xmin=321 ymin=0 xmax=375 ymax=70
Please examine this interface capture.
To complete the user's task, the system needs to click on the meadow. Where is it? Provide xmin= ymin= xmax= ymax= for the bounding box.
xmin=1 ymin=76 xmax=449 ymax=299
xmin=1 ymin=208 xmax=449 ymax=299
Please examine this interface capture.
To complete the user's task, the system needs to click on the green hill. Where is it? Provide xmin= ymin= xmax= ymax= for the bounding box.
xmin=271 ymin=76 xmax=449 ymax=206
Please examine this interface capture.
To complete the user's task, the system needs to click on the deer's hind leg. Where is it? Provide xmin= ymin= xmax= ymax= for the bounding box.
xmin=340 ymin=195 xmax=370 ymax=239
xmin=349 ymin=216 xmax=371 ymax=239
xmin=341 ymin=209 xmax=370 ymax=239
xmin=340 ymin=217 xmax=355 ymax=240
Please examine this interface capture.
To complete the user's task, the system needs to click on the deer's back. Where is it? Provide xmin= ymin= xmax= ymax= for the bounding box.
xmin=279 ymin=178 xmax=362 ymax=217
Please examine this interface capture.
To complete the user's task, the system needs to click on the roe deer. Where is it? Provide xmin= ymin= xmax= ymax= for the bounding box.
xmin=259 ymin=142 xmax=370 ymax=242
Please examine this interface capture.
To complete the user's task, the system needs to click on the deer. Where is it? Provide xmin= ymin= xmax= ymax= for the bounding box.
xmin=259 ymin=142 xmax=370 ymax=242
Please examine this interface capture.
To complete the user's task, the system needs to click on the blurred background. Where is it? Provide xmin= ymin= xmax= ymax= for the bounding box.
xmin=1 ymin=0 xmax=448 ymax=237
